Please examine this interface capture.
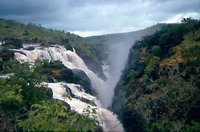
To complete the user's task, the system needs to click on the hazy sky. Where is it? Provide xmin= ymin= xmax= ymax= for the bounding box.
xmin=0 ymin=0 xmax=200 ymax=37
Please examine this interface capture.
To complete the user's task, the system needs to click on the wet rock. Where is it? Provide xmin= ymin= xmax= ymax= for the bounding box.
xmin=72 ymin=69 xmax=94 ymax=95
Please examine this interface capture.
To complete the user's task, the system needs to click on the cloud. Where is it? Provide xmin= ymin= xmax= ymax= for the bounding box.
xmin=0 ymin=0 xmax=200 ymax=37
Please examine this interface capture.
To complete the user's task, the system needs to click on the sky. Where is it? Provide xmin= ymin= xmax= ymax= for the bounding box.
xmin=0 ymin=0 xmax=200 ymax=37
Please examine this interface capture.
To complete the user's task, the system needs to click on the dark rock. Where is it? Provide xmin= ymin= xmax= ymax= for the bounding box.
xmin=72 ymin=69 xmax=91 ymax=84
xmin=59 ymin=69 xmax=74 ymax=82
xmin=62 ymin=41 xmax=73 ymax=51
xmin=79 ymin=97 xmax=90 ymax=103
xmin=53 ymin=99 xmax=71 ymax=110
xmin=85 ymin=61 xmax=107 ymax=81
xmin=12 ymin=50 xmax=26 ymax=56
xmin=72 ymin=69 xmax=95 ymax=95
xmin=112 ymin=83 xmax=126 ymax=115
xmin=63 ymin=85 xmax=75 ymax=98
xmin=24 ymin=46 xmax=35 ymax=51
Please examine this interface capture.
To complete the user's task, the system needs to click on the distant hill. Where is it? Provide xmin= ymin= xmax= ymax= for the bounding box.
xmin=87 ymin=24 xmax=163 ymax=42
xmin=86 ymin=24 xmax=163 ymax=56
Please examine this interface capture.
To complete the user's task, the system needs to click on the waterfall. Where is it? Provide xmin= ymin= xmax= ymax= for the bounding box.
xmin=13 ymin=45 xmax=124 ymax=131
xmin=14 ymin=45 xmax=108 ymax=105
xmin=47 ymin=82 xmax=123 ymax=131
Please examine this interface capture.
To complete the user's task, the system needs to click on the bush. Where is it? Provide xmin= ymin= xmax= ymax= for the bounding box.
xmin=151 ymin=46 xmax=162 ymax=56
xmin=159 ymin=33 xmax=170 ymax=46
xmin=4 ymin=38 xmax=23 ymax=49
xmin=18 ymin=100 xmax=99 ymax=131
xmin=3 ymin=59 xmax=52 ymax=106
xmin=0 ymin=78 xmax=23 ymax=117
xmin=144 ymin=56 xmax=160 ymax=77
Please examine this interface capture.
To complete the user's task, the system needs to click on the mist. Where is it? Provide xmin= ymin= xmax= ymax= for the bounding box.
xmin=98 ymin=25 xmax=162 ymax=108
xmin=102 ymin=40 xmax=134 ymax=108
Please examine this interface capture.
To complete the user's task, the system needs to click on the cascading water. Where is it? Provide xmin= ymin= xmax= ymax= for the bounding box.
xmin=47 ymin=82 xmax=123 ymax=131
xmin=13 ymin=44 xmax=124 ymax=131
xmin=15 ymin=45 xmax=108 ymax=105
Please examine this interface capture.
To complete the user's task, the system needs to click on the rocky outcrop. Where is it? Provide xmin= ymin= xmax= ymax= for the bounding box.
xmin=72 ymin=69 xmax=94 ymax=95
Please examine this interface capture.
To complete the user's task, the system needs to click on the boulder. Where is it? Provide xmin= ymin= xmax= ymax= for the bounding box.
xmin=72 ymin=69 xmax=94 ymax=95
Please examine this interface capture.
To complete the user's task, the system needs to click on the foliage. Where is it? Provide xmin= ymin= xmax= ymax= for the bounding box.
xmin=0 ymin=60 xmax=51 ymax=130
xmin=0 ymin=19 xmax=103 ymax=131
xmin=151 ymin=45 xmax=162 ymax=56
xmin=3 ymin=59 xmax=52 ymax=106
xmin=0 ymin=59 xmax=100 ymax=131
xmin=2 ymin=38 xmax=23 ymax=49
xmin=0 ymin=78 xmax=23 ymax=117
xmin=128 ymin=70 xmax=138 ymax=80
xmin=18 ymin=100 xmax=99 ymax=132
xmin=0 ymin=18 xmax=106 ymax=79
xmin=113 ymin=18 xmax=200 ymax=132
xmin=144 ymin=56 xmax=160 ymax=77
xmin=134 ymin=74 xmax=200 ymax=131
xmin=88 ymin=100 xmax=97 ymax=107
xmin=0 ymin=19 xmax=75 ymax=44
xmin=0 ymin=48 xmax=14 ymax=71
xmin=180 ymin=30 xmax=200 ymax=68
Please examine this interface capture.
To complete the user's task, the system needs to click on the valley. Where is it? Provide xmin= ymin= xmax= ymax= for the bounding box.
xmin=0 ymin=18 xmax=200 ymax=132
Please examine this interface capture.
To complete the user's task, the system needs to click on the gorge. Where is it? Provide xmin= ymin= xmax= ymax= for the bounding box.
xmin=10 ymin=24 xmax=160 ymax=131
xmin=1 ymin=18 xmax=200 ymax=132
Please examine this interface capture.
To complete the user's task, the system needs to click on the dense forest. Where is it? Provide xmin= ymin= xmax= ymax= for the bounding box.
xmin=112 ymin=18 xmax=200 ymax=131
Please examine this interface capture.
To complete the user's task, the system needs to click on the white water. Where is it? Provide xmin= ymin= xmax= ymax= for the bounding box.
xmin=13 ymin=45 xmax=124 ymax=131
xmin=14 ymin=45 xmax=109 ymax=104
xmin=47 ymin=82 xmax=123 ymax=131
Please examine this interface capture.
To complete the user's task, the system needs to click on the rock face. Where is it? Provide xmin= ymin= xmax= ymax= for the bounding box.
xmin=62 ymin=42 xmax=73 ymax=51
xmin=72 ymin=69 xmax=91 ymax=86
xmin=112 ymin=84 xmax=125 ymax=115
xmin=72 ymin=69 xmax=94 ymax=95
xmin=84 ymin=61 xmax=107 ymax=81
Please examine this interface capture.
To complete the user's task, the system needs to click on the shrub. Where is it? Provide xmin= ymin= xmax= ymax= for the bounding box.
xmin=18 ymin=100 xmax=99 ymax=131
xmin=151 ymin=46 xmax=162 ymax=56
xmin=144 ymin=56 xmax=160 ymax=77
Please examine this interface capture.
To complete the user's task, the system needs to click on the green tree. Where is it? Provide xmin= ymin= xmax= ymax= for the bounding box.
xmin=144 ymin=56 xmax=160 ymax=77
xmin=18 ymin=100 xmax=99 ymax=132
xmin=159 ymin=33 xmax=170 ymax=46
xmin=0 ymin=78 xmax=23 ymax=117
xmin=3 ymin=59 xmax=52 ymax=107
xmin=151 ymin=46 xmax=162 ymax=56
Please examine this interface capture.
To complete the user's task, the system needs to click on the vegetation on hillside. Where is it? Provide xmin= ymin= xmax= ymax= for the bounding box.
xmin=113 ymin=18 xmax=200 ymax=131
xmin=0 ymin=59 xmax=100 ymax=131
xmin=0 ymin=19 xmax=103 ymax=131
xmin=0 ymin=18 xmax=106 ymax=79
